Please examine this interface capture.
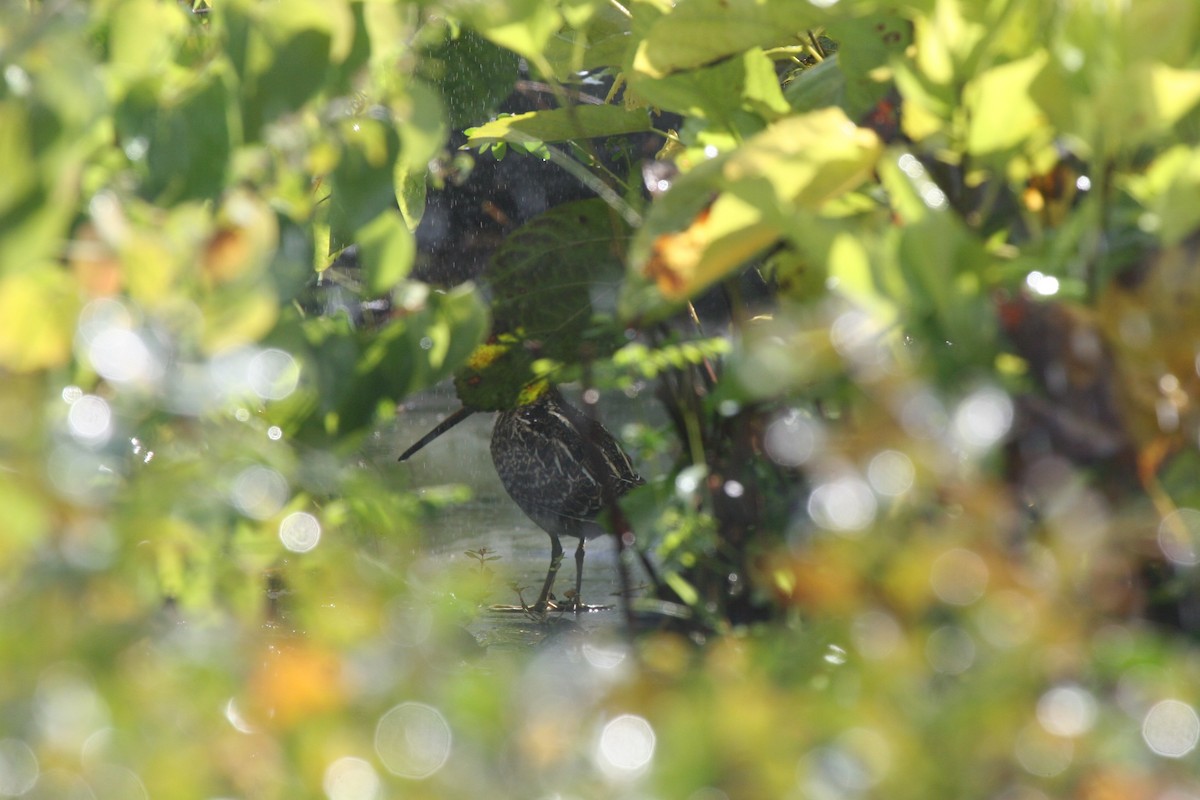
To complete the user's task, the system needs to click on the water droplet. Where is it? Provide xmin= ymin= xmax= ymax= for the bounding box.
xmin=930 ymin=548 xmax=989 ymax=606
xmin=4 ymin=64 xmax=31 ymax=96
xmin=230 ymin=466 xmax=288 ymax=520
xmin=1037 ymin=684 xmax=1097 ymax=737
xmin=867 ymin=450 xmax=914 ymax=496
xmin=375 ymin=702 xmax=452 ymax=779
xmin=1025 ymin=270 xmax=1060 ymax=297
xmin=1014 ymin=722 xmax=1073 ymax=777
xmin=925 ymin=625 xmax=975 ymax=674
xmin=1143 ymin=699 xmax=1200 ymax=758
xmin=279 ymin=512 xmax=321 ymax=553
xmin=67 ymin=395 xmax=113 ymax=445
xmin=324 ymin=756 xmax=380 ymax=800
xmin=764 ymin=410 xmax=818 ymax=467
xmin=808 ymin=476 xmax=876 ymax=533
xmin=596 ymin=714 xmax=655 ymax=775
xmin=248 ymin=348 xmax=300 ymax=401
xmin=851 ymin=609 xmax=903 ymax=660
xmin=823 ymin=644 xmax=847 ymax=665
xmin=674 ymin=464 xmax=706 ymax=498
xmin=953 ymin=386 xmax=1013 ymax=451
xmin=88 ymin=326 xmax=160 ymax=385
xmin=1159 ymin=509 xmax=1200 ymax=566
xmin=0 ymin=739 xmax=39 ymax=796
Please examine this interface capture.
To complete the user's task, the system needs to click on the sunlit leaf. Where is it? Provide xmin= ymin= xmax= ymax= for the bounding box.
xmin=631 ymin=0 xmax=824 ymax=78
xmin=105 ymin=0 xmax=188 ymax=91
xmin=466 ymin=105 xmax=652 ymax=150
xmin=201 ymin=287 xmax=279 ymax=354
xmin=909 ymin=0 xmax=986 ymax=87
xmin=0 ymin=269 xmax=80 ymax=372
xmin=395 ymin=159 xmax=428 ymax=231
xmin=629 ymin=47 xmax=788 ymax=126
xmin=965 ymin=51 xmax=1049 ymax=155
xmin=1149 ymin=64 xmax=1200 ymax=130
xmin=721 ymin=108 xmax=881 ymax=208
xmin=628 ymin=108 xmax=880 ymax=305
xmin=1123 ymin=145 xmax=1200 ymax=245
xmin=640 ymin=194 xmax=779 ymax=302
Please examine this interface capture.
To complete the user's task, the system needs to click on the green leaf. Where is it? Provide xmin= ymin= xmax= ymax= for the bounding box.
xmin=488 ymin=198 xmax=630 ymax=358
xmin=117 ymin=71 xmax=234 ymax=202
xmin=397 ymin=79 xmax=450 ymax=171
xmin=825 ymin=13 xmax=912 ymax=117
xmin=625 ymin=107 xmax=881 ymax=311
xmin=298 ymin=283 xmax=489 ymax=436
xmin=1123 ymin=145 xmax=1200 ymax=245
xmin=0 ymin=102 xmax=80 ymax=268
xmin=1148 ymin=64 xmax=1200 ymax=130
xmin=0 ymin=268 xmax=81 ymax=372
xmin=452 ymin=0 xmax=564 ymax=64
xmin=465 ymin=105 xmax=652 ymax=150
xmin=720 ymin=108 xmax=882 ymax=210
xmin=964 ymin=51 xmax=1050 ymax=156
xmin=394 ymin=160 xmax=428 ymax=232
xmin=629 ymin=47 xmax=787 ymax=128
xmin=631 ymin=0 xmax=824 ymax=78
xmin=105 ymin=0 xmax=189 ymax=92
xmin=784 ymin=55 xmax=846 ymax=113
xmin=356 ymin=210 xmax=415 ymax=294
xmin=221 ymin=0 xmax=354 ymax=137
xmin=329 ymin=117 xmax=402 ymax=252
xmin=543 ymin=2 xmax=633 ymax=78
xmin=876 ymin=149 xmax=996 ymax=364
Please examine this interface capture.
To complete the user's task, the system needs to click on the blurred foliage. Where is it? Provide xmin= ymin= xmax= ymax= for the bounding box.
xmin=4 ymin=0 xmax=1200 ymax=798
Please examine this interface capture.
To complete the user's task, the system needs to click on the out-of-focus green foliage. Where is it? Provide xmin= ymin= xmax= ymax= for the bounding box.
xmin=4 ymin=0 xmax=1200 ymax=798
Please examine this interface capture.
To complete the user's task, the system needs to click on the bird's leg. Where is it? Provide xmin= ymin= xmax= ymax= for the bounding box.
xmin=572 ymin=538 xmax=586 ymax=612
xmin=534 ymin=533 xmax=564 ymax=612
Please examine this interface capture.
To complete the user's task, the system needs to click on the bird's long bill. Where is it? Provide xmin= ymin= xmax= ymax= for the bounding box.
xmin=397 ymin=405 xmax=477 ymax=462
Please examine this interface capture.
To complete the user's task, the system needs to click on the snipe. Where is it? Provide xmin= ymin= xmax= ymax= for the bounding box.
xmin=400 ymin=384 xmax=643 ymax=612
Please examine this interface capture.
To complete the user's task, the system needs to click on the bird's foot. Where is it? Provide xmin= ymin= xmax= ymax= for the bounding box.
xmin=544 ymin=592 xmax=612 ymax=614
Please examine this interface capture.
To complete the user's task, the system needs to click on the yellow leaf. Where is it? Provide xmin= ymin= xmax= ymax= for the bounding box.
xmin=965 ymin=51 xmax=1049 ymax=154
xmin=1150 ymin=64 xmax=1200 ymax=128
xmin=721 ymin=108 xmax=882 ymax=209
xmin=643 ymin=194 xmax=779 ymax=300
xmin=0 ymin=270 xmax=79 ymax=372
